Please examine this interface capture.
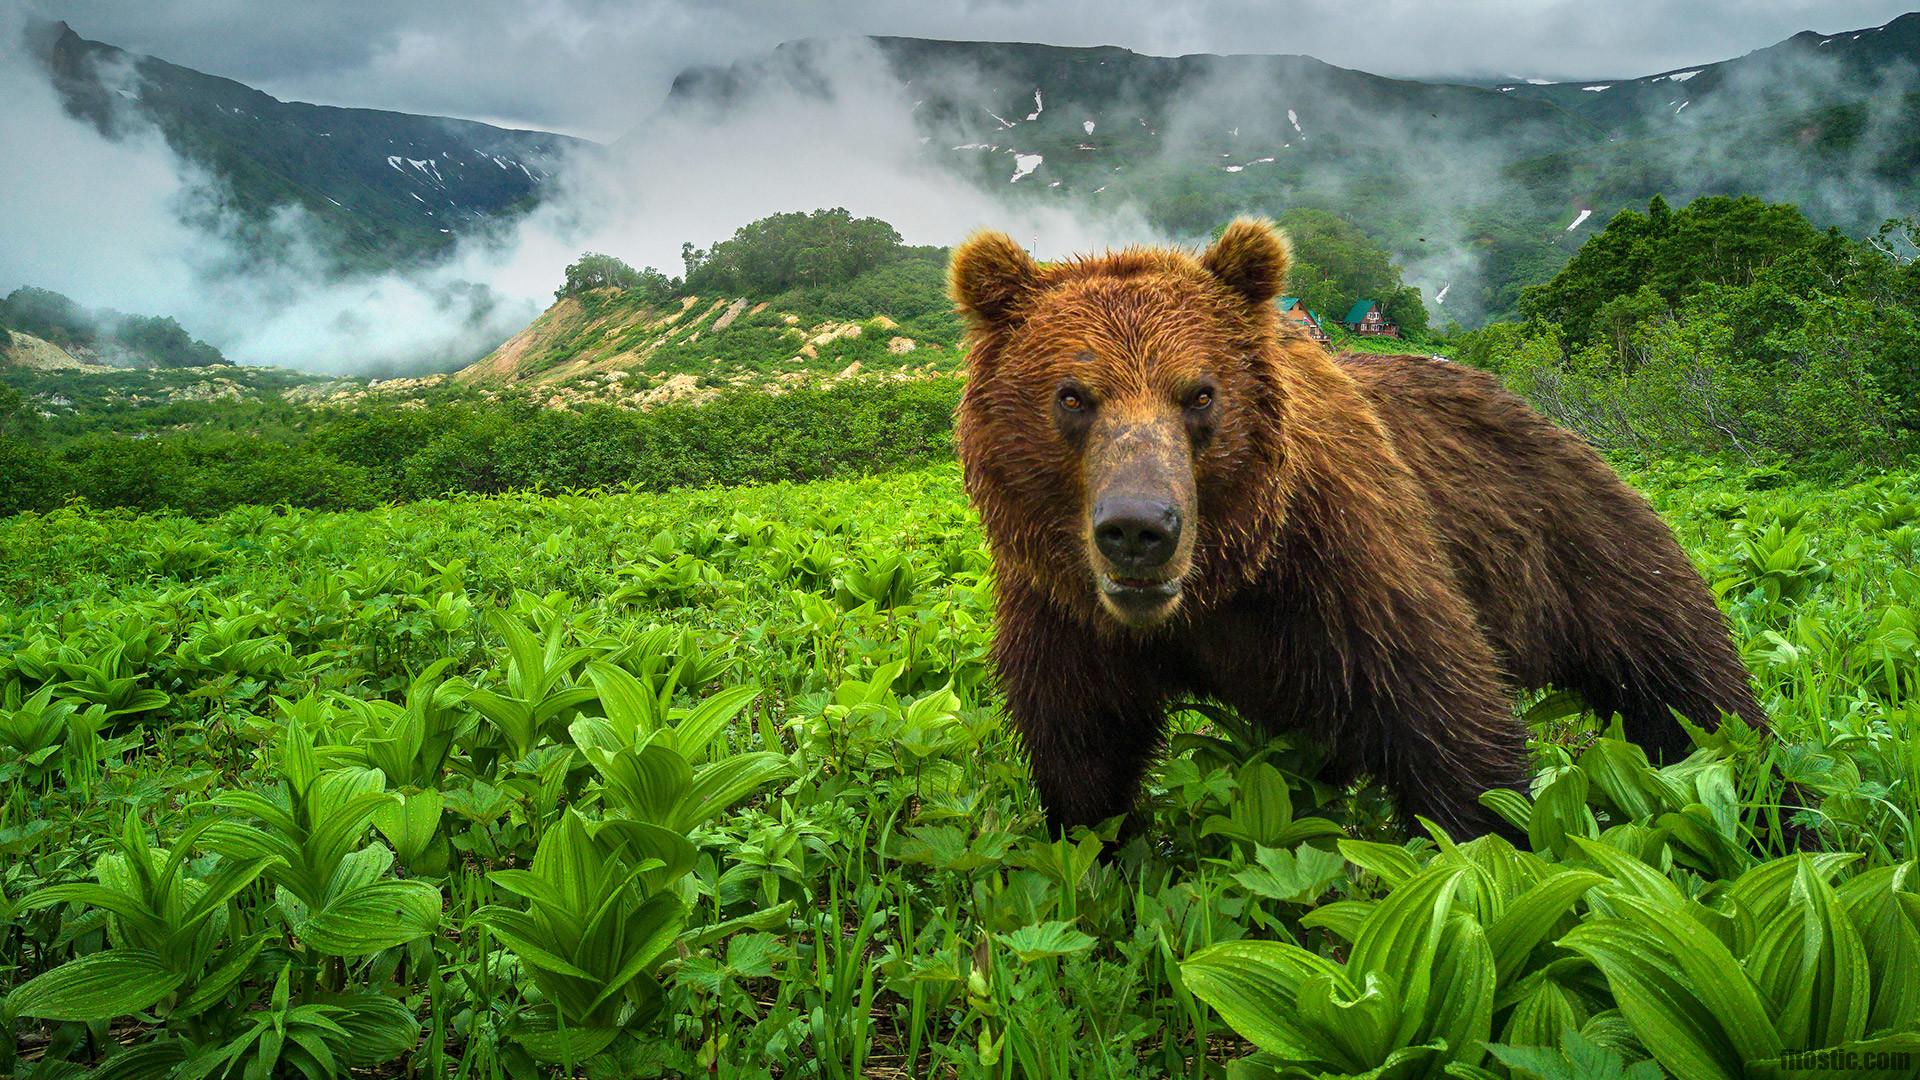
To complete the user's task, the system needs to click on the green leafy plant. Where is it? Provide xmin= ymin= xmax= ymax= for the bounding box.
xmin=468 ymin=809 xmax=685 ymax=1061
xmin=201 ymin=721 xmax=441 ymax=959
xmin=5 ymin=813 xmax=272 ymax=1025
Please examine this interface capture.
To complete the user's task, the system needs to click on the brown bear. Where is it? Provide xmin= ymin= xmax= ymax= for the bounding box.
xmin=949 ymin=218 xmax=1766 ymax=837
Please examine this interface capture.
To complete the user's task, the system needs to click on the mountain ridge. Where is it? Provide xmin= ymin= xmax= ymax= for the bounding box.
xmin=28 ymin=19 xmax=587 ymax=270
xmin=10 ymin=14 xmax=1918 ymax=364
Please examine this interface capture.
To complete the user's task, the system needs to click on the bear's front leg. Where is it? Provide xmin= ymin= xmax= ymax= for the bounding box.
xmin=1289 ymin=467 xmax=1534 ymax=840
xmin=1348 ymin=663 xmax=1531 ymax=840
xmin=1314 ymin=569 xmax=1532 ymax=840
xmin=991 ymin=577 xmax=1171 ymax=834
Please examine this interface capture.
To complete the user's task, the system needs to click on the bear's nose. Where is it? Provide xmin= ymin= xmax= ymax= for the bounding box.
xmin=1093 ymin=497 xmax=1181 ymax=571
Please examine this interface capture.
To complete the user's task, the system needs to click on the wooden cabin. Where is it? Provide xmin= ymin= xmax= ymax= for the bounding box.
xmin=1275 ymin=296 xmax=1330 ymax=343
xmin=1341 ymin=300 xmax=1398 ymax=337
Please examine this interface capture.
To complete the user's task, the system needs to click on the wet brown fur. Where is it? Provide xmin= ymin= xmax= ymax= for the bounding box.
xmin=950 ymin=219 xmax=1766 ymax=836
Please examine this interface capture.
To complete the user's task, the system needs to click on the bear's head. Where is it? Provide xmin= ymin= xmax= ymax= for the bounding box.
xmin=951 ymin=218 xmax=1301 ymax=631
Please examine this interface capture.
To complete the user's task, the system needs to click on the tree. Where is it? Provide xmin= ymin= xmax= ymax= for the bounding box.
xmin=1 ymin=286 xmax=95 ymax=349
xmin=557 ymin=253 xmax=644 ymax=298
xmin=1270 ymin=210 xmax=1430 ymax=336
xmin=113 ymin=314 xmax=226 ymax=367
xmin=682 ymin=209 xmax=906 ymax=296
xmin=1518 ymin=195 xmax=1836 ymax=347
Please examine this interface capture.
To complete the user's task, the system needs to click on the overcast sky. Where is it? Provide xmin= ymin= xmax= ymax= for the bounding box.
xmin=26 ymin=1 xmax=1920 ymax=139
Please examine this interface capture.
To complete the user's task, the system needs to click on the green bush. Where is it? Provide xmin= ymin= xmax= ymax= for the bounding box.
xmin=12 ymin=378 xmax=962 ymax=518
xmin=1458 ymin=196 xmax=1920 ymax=467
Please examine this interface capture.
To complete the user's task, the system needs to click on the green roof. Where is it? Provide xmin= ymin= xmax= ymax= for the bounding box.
xmin=1343 ymin=300 xmax=1377 ymax=324
xmin=1276 ymin=296 xmax=1300 ymax=309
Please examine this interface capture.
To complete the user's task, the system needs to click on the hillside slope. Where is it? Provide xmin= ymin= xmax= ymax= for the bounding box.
xmin=455 ymin=285 xmax=960 ymax=405
xmin=0 ymin=332 xmax=97 ymax=372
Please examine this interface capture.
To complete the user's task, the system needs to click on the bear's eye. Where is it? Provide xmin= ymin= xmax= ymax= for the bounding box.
xmin=1187 ymin=387 xmax=1215 ymax=411
xmin=1058 ymin=387 xmax=1087 ymax=412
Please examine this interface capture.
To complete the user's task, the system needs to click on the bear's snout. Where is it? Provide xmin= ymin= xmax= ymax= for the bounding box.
xmin=1093 ymin=497 xmax=1182 ymax=573
xmin=1083 ymin=414 xmax=1197 ymax=627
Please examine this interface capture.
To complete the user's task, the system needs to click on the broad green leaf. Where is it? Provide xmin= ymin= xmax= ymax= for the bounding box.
xmin=6 ymin=949 xmax=187 ymax=1022
xmin=298 ymin=879 xmax=441 ymax=956
xmin=1568 ymin=837 xmax=1685 ymax=909
xmin=589 ymin=742 xmax=691 ymax=825
xmin=1499 ymin=978 xmax=1578 ymax=1050
xmin=1419 ymin=914 xmax=1494 ymax=1068
xmin=1339 ymin=840 xmax=1424 ymax=889
xmin=677 ymin=750 xmax=791 ymax=831
xmin=1182 ymin=938 xmax=1349 ymax=1060
xmin=372 ymin=787 xmax=443 ymax=865
xmin=86 ymin=1040 xmax=194 ymax=1080
xmin=1295 ymin=969 xmax=1400 ymax=1073
xmin=581 ymin=892 xmax=687 ymax=1016
xmin=514 ymin=1023 xmax=620 ymax=1065
xmin=1578 ymin=738 xmax=1683 ymax=822
xmin=1233 ymin=843 xmax=1347 ymax=904
xmin=584 ymin=659 xmax=667 ymax=742
xmin=173 ymin=934 xmax=268 ymax=1018
xmin=1559 ymin=920 xmax=1739 ymax=1080
xmin=1349 ymin=864 xmax=1470 ymax=1047
xmin=1726 ymin=851 xmax=1857 ymax=926
xmin=469 ymin=906 xmax=596 ymax=980
xmin=673 ymin=683 xmax=761 ymax=762
xmin=1479 ymin=788 xmax=1534 ymax=835
xmin=1529 ymin=768 xmax=1597 ymax=855
xmin=1612 ymin=895 xmax=1782 ymax=1062
xmin=1487 ymin=870 xmax=1606 ymax=981
xmin=1796 ymin=858 xmax=1872 ymax=1049
xmin=1837 ymin=864 xmax=1920 ymax=1033
xmin=322 ymin=989 xmax=425 ymax=1067
xmin=1301 ymin=900 xmax=1375 ymax=944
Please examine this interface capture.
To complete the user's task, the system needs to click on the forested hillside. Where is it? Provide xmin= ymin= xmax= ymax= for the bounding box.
xmin=1455 ymin=197 xmax=1920 ymax=466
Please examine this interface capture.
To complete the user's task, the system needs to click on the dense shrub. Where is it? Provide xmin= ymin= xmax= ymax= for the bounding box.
xmin=0 ymin=436 xmax=72 ymax=516
xmin=49 ymin=431 xmax=375 ymax=516
xmin=555 ymin=252 xmax=678 ymax=303
xmin=682 ymin=208 xmax=915 ymax=295
xmin=1459 ymin=195 xmax=1920 ymax=467
xmin=13 ymin=377 xmax=963 ymax=518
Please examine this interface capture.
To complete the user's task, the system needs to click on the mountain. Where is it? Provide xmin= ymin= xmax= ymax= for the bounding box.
xmin=27 ymin=20 xmax=585 ymax=270
xmin=14 ymin=15 xmax=1920 ymax=337
xmin=1490 ymin=16 xmax=1920 ymax=131
xmin=655 ymin=18 xmax=1920 ymax=322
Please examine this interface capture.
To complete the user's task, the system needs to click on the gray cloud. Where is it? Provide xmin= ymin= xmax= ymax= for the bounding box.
xmin=31 ymin=0 xmax=1919 ymax=138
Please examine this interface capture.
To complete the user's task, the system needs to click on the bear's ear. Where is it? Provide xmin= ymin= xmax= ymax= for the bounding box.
xmin=1201 ymin=217 xmax=1290 ymax=307
xmin=950 ymin=230 xmax=1040 ymax=325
